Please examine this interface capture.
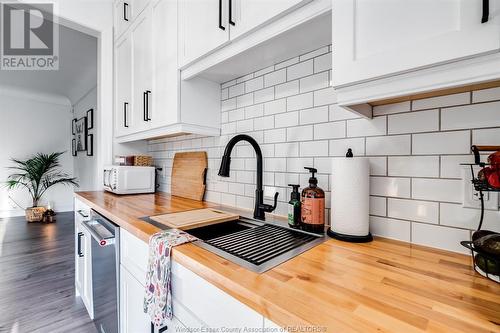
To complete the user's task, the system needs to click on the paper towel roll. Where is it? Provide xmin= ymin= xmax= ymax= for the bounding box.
xmin=330 ymin=157 xmax=370 ymax=237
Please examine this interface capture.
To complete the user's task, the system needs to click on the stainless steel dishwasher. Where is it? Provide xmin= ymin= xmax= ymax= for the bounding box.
xmin=82 ymin=210 xmax=120 ymax=333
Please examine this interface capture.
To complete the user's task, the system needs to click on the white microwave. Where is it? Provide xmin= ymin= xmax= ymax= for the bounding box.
xmin=103 ymin=166 xmax=156 ymax=194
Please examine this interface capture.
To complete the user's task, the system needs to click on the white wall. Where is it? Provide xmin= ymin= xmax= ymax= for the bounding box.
xmin=149 ymin=44 xmax=500 ymax=254
xmin=73 ymin=86 xmax=98 ymax=191
xmin=0 ymin=91 xmax=74 ymax=217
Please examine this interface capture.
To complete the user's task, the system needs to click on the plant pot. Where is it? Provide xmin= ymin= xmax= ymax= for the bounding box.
xmin=26 ymin=207 xmax=46 ymax=222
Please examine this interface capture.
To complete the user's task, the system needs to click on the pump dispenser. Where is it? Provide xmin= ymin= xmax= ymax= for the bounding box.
xmin=301 ymin=167 xmax=325 ymax=233
xmin=287 ymin=184 xmax=301 ymax=228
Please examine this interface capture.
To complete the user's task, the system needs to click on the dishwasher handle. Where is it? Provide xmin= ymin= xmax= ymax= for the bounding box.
xmin=82 ymin=219 xmax=116 ymax=247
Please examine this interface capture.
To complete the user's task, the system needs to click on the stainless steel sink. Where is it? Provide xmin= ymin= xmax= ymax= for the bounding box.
xmin=187 ymin=217 xmax=325 ymax=273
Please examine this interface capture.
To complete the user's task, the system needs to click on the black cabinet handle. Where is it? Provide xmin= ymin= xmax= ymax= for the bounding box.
xmin=123 ymin=2 xmax=129 ymax=21
xmin=229 ymin=0 xmax=235 ymax=26
xmin=124 ymin=102 xmax=129 ymax=127
xmin=482 ymin=0 xmax=489 ymax=23
xmin=218 ymin=0 xmax=225 ymax=30
xmin=146 ymin=90 xmax=151 ymax=121
xmin=143 ymin=91 xmax=147 ymax=121
xmin=77 ymin=232 xmax=84 ymax=257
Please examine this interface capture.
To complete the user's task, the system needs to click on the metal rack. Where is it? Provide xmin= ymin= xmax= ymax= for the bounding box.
xmin=460 ymin=145 xmax=500 ymax=283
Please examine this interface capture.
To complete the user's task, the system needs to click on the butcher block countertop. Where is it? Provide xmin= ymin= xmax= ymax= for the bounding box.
xmin=75 ymin=191 xmax=500 ymax=333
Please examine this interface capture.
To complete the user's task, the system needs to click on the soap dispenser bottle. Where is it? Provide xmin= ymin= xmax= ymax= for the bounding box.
xmin=287 ymin=184 xmax=301 ymax=228
xmin=301 ymin=167 xmax=325 ymax=233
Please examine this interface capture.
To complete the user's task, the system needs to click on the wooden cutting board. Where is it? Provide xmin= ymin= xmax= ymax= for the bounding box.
xmin=149 ymin=209 xmax=239 ymax=230
xmin=171 ymin=151 xmax=207 ymax=201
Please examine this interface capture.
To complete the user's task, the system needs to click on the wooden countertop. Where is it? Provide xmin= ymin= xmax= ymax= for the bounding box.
xmin=75 ymin=191 xmax=500 ymax=333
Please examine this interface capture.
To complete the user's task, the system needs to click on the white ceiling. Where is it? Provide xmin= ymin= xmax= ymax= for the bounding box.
xmin=0 ymin=23 xmax=97 ymax=105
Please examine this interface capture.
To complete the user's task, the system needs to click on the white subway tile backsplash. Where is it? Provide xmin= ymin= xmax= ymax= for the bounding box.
xmin=368 ymin=157 xmax=387 ymax=176
xmin=347 ymin=116 xmax=387 ymax=137
xmin=275 ymin=57 xmax=299 ymax=70
xmin=411 ymin=223 xmax=469 ymax=254
xmin=472 ymin=87 xmax=500 ymax=103
xmin=472 ymin=128 xmax=500 ymax=145
xmin=287 ymin=158 xmax=314 ymax=173
xmin=287 ymin=92 xmax=313 ymax=111
xmin=442 ymin=101 xmax=500 ymax=130
xmin=314 ymin=87 xmax=337 ymax=106
xmin=300 ymin=46 xmax=329 ymax=61
xmin=254 ymin=87 xmax=274 ymax=104
xmin=254 ymin=115 xmax=275 ymax=131
xmin=300 ymin=140 xmax=329 ymax=157
xmin=264 ymin=69 xmax=286 ymax=87
xmin=275 ymin=81 xmax=299 ymax=99
xmin=388 ymin=198 xmax=438 ymax=224
xmin=264 ymin=99 xmax=286 ymax=115
xmin=366 ymin=135 xmax=411 ymax=156
xmin=412 ymin=178 xmax=462 ymax=203
xmin=275 ymin=111 xmax=299 ymax=128
xmin=264 ymin=128 xmax=286 ymax=143
xmin=370 ymin=196 xmax=387 ymax=216
xmin=440 ymin=203 xmax=500 ymax=232
xmin=370 ymin=216 xmax=411 ymax=242
xmin=412 ymin=92 xmax=470 ymax=110
xmin=287 ymin=60 xmax=313 ymax=81
xmin=245 ymin=104 xmax=264 ymax=119
xmin=236 ymin=93 xmax=254 ymax=108
xmin=440 ymin=155 xmax=473 ymax=178
xmin=221 ymin=98 xmax=236 ymax=111
xmin=313 ymin=52 xmax=331 ymax=73
xmin=314 ymin=121 xmax=346 ymax=140
xmin=300 ymin=106 xmax=329 ymax=125
xmin=300 ymin=72 xmax=329 ymax=93
xmin=373 ymin=101 xmax=411 ymax=116
xmin=287 ymin=125 xmax=313 ymax=142
xmin=228 ymin=83 xmax=245 ymax=98
xmin=275 ymin=142 xmax=299 ymax=157
xmin=388 ymin=109 xmax=439 ymax=134
xmin=245 ymin=76 xmax=264 ymax=93
xmin=388 ymin=156 xmax=439 ymax=177
xmin=370 ymin=177 xmax=411 ymax=198
xmin=329 ymin=138 xmax=365 ymax=156
xmin=228 ymin=108 xmax=245 ymax=122
xmin=412 ymin=131 xmax=470 ymax=155
xmin=329 ymin=105 xmax=360 ymax=121
xmin=150 ymin=44 xmax=500 ymax=255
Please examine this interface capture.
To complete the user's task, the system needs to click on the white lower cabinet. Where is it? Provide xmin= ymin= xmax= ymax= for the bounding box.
xmin=119 ymin=228 xmax=267 ymax=331
xmin=74 ymin=200 xmax=93 ymax=319
xmin=119 ymin=265 xmax=152 ymax=333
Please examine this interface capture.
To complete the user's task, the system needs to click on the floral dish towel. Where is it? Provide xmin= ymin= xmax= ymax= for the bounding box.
xmin=143 ymin=229 xmax=197 ymax=328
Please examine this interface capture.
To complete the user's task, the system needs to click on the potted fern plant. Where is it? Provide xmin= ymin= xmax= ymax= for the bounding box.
xmin=5 ymin=152 xmax=79 ymax=222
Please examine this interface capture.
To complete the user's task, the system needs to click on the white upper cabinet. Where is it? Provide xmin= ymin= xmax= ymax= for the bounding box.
xmin=114 ymin=0 xmax=131 ymax=38
xmin=113 ymin=0 xmax=221 ymax=142
xmin=131 ymin=11 xmax=154 ymax=132
xmin=178 ymin=0 xmax=230 ymax=66
xmin=333 ymin=0 xmax=500 ymax=88
xmin=114 ymin=36 xmax=133 ymax=137
xmin=229 ymin=0 xmax=312 ymax=39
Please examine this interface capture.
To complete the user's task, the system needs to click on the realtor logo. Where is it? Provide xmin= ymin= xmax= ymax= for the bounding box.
xmin=1 ymin=2 xmax=59 ymax=70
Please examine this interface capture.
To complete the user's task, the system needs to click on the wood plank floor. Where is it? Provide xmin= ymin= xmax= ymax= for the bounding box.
xmin=0 ymin=212 xmax=97 ymax=333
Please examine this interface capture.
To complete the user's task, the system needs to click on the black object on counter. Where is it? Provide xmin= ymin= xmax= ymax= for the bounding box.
xmin=287 ymin=184 xmax=301 ymax=229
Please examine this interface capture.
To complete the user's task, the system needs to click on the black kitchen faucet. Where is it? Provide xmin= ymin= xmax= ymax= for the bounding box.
xmin=218 ymin=134 xmax=279 ymax=220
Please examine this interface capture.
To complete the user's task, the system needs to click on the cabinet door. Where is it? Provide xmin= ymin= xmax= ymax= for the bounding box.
xmin=229 ymin=0 xmax=312 ymax=40
xmin=131 ymin=11 xmax=154 ymax=132
xmin=178 ymin=0 xmax=230 ymax=66
xmin=333 ymin=0 xmax=500 ymax=87
xmin=115 ymin=35 xmax=133 ymax=137
xmin=114 ymin=0 xmax=132 ymax=38
xmin=75 ymin=221 xmax=85 ymax=296
xmin=119 ymin=265 xmax=151 ymax=333
xmin=150 ymin=0 xmax=179 ymax=128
